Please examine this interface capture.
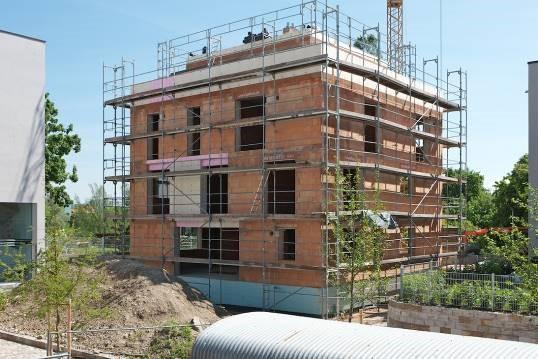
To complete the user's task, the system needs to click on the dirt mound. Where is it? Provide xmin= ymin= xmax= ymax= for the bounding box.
xmin=0 ymin=258 xmax=226 ymax=357
xmin=100 ymin=258 xmax=224 ymax=325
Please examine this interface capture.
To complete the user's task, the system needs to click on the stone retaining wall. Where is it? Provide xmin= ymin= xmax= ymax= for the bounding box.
xmin=388 ymin=300 xmax=538 ymax=343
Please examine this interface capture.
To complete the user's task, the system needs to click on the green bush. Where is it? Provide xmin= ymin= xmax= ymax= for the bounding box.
xmin=145 ymin=321 xmax=194 ymax=359
xmin=401 ymin=271 xmax=445 ymax=305
xmin=445 ymin=281 xmax=462 ymax=307
xmin=401 ymin=270 xmax=538 ymax=315
xmin=477 ymin=256 xmax=512 ymax=275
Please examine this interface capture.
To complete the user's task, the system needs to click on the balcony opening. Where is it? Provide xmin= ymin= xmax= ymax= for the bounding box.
xmin=198 ymin=228 xmax=239 ymax=261
xmin=148 ymin=138 xmax=159 ymax=160
xmin=221 ymin=228 xmax=240 ymax=261
xmin=414 ymin=117 xmax=425 ymax=162
xmin=415 ymin=114 xmax=435 ymax=134
xmin=175 ymin=263 xmax=239 ymax=277
xmin=239 ymin=125 xmax=264 ymax=151
xmin=364 ymin=124 xmax=377 ymax=153
xmin=175 ymin=227 xmax=200 ymax=253
xmin=147 ymin=113 xmax=159 ymax=132
xmin=267 ymin=169 xmax=295 ymax=214
xmin=174 ymin=227 xmax=238 ymax=264
xmin=149 ymin=178 xmax=169 ymax=214
xmin=147 ymin=113 xmax=160 ymax=160
xmin=206 ymin=173 xmax=228 ymax=214
xmin=237 ymin=97 xmax=265 ymax=151
xmin=281 ymin=229 xmax=296 ymax=260
xmin=415 ymin=141 xmax=425 ymax=162
xmin=415 ymin=117 xmax=424 ymax=132
xmin=399 ymin=175 xmax=409 ymax=194
xmin=188 ymin=107 xmax=201 ymax=156
xmin=238 ymin=97 xmax=265 ymax=119
xmin=364 ymin=99 xmax=378 ymax=117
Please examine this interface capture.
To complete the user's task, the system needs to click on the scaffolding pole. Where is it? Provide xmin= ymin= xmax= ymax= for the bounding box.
xmin=101 ymin=0 xmax=467 ymax=318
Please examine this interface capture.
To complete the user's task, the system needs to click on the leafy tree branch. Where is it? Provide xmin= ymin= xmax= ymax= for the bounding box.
xmin=45 ymin=93 xmax=81 ymax=207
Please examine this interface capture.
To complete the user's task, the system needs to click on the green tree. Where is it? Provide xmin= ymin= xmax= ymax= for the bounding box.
xmin=518 ymin=248 xmax=538 ymax=300
xmin=354 ymin=34 xmax=378 ymax=56
xmin=492 ymin=154 xmax=528 ymax=226
xmin=45 ymin=197 xmax=69 ymax=233
xmin=331 ymin=169 xmax=386 ymax=322
xmin=444 ymin=168 xmax=495 ymax=229
xmin=467 ymin=191 xmax=495 ymax=229
xmin=14 ymin=229 xmax=104 ymax=352
xmin=444 ymin=168 xmax=486 ymax=203
xmin=70 ymin=184 xmax=114 ymax=237
xmin=470 ymin=229 xmax=528 ymax=274
xmin=45 ymin=93 xmax=81 ymax=208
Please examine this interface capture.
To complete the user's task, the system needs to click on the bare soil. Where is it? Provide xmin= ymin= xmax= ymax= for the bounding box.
xmin=0 ymin=258 xmax=227 ymax=357
xmin=334 ymin=305 xmax=388 ymax=326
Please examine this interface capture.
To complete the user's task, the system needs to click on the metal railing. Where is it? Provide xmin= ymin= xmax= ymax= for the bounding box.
xmin=399 ymin=263 xmax=538 ymax=315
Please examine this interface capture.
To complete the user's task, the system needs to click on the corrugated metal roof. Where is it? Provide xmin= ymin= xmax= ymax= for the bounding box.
xmin=192 ymin=312 xmax=538 ymax=359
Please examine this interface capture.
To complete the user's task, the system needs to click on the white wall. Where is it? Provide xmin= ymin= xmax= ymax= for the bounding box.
xmin=529 ymin=61 xmax=538 ymax=252
xmin=0 ymin=30 xmax=46 ymax=257
xmin=171 ymin=175 xmax=202 ymax=215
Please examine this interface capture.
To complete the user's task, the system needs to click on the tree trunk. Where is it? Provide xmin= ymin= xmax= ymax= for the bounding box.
xmin=46 ymin=310 xmax=52 ymax=355
xmin=55 ymin=308 xmax=60 ymax=353
xmin=348 ymin=268 xmax=354 ymax=323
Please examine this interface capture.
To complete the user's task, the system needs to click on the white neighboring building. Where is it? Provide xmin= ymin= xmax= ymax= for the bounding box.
xmin=529 ymin=60 xmax=538 ymax=252
xmin=0 ymin=30 xmax=45 ymax=273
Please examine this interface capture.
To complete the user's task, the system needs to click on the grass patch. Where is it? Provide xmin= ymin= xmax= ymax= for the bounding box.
xmin=145 ymin=320 xmax=194 ymax=359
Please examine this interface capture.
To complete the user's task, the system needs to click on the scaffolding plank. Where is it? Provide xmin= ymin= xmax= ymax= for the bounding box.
xmin=336 ymin=109 xmax=461 ymax=148
xmin=105 ymin=161 xmax=320 ymax=182
xmin=331 ymin=161 xmax=462 ymax=183
xmin=104 ymin=54 xmax=327 ymax=107
xmin=126 ymin=255 xmax=324 ymax=271
xmin=104 ymin=109 xmax=327 ymax=144
xmin=331 ymin=58 xmax=461 ymax=111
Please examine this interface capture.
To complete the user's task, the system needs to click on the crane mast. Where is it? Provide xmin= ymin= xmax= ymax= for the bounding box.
xmin=387 ymin=0 xmax=404 ymax=73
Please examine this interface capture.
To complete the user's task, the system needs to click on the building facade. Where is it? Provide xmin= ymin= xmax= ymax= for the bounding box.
xmin=0 ymin=30 xmax=46 ymax=276
xmin=103 ymin=3 xmax=467 ymax=316
xmin=529 ymin=60 xmax=538 ymax=252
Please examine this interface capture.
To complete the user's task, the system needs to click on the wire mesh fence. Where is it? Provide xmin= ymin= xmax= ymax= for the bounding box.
xmin=61 ymin=236 xmax=128 ymax=258
xmin=399 ymin=263 xmax=538 ymax=315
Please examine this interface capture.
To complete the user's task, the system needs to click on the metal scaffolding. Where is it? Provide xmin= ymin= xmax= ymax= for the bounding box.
xmin=102 ymin=0 xmax=467 ymax=318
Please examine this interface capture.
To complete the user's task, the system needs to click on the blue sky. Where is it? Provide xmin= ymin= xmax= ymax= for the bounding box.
xmin=1 ymin=0 xmax=536 ymax=201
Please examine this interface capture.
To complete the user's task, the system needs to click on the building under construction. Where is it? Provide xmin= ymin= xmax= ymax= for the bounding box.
xmin=103 ymin=1 xmax=467 ymax=317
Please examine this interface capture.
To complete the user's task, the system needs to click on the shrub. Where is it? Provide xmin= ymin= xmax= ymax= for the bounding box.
xmin=401 ymin=266 xmax=538 ymax=315
xmin=401 ymin=271 xmax=445 ymax=305
xmin=477 ymin=256 xmax=512 ymax=275
xmin=145 ymin=321 xmax=194 ymax=359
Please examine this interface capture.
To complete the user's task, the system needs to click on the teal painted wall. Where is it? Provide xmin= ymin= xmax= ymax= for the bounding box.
xmin=180 ymin=275 xmax=325 ymax=316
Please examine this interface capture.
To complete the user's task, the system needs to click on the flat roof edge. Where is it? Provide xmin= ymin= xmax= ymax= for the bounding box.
xmin=528 ymin=60 xmax=538 ymax=65
xmin=0 ymin=29 xmax=46 ymax=43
